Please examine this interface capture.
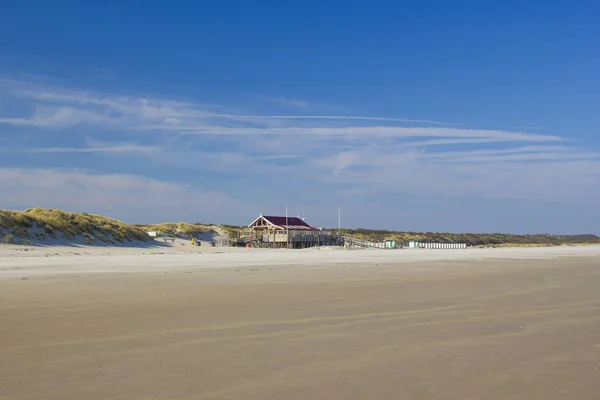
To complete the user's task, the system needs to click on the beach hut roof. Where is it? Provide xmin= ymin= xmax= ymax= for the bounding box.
xmin=248 ymin=215 xmax=317 ymax=230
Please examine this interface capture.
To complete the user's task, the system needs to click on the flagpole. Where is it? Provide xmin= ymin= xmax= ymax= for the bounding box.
xmin=286 ymin=206 xmax=289 ymax=249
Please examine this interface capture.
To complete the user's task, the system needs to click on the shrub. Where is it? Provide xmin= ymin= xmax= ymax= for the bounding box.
xmin=13 ymin=226 xmax=30 ymax=238
xmin=2 ymin=234 xmax=16 ymax=244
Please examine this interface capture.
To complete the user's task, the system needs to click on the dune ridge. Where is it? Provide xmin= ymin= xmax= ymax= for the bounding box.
xmin=1 ymin=208 xmax=598 ymax=247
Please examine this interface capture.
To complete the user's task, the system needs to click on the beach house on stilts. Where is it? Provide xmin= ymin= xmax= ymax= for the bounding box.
xmin=246 ymin=214 xmax=339 ymax=248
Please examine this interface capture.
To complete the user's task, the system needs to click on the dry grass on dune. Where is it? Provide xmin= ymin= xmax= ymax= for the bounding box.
xmin=136 ymin=223 xmax=248 ymax=240
xmin=340 ymin=228 xmax=600 ymax=247
xmin=0 ymin=208 xmax=151 ymax=244
xmin=139 ymin=222 xmax=216 ymax=238
xmin=219 ymin=224 xmax=247 ymax=238
xmin=2 ymin=208 xmax=598 ymax=248
xmin=0 ymin=208 xmax=234 ymax=246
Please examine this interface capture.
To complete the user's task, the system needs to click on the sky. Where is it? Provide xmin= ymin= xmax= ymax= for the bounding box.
xmin=0 ymin=0 xmax=599 ymax=233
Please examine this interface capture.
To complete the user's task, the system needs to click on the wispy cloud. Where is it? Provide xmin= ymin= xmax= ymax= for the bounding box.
xmin=27 ymin=144 xmax=160 ymax=154
xmin=422 ymin=145 xmax=575 ymax=159
xmin=26 ymin=138 xmax=160 ymax=154
xmin=0 ymin=107 xmax=110 ymax=127
xmin=1 ymin=79 xmax=464 ymax=131
xmin=168 ymin=126 xmax=565 ymax=143
xmin=1 ymin=78 xmax=598 ymax=231
xmin=0 ymin=167 xmax=250 ymax=223
xmin=181 ymin=114 xmax=463 ymax=125
xmin=430 ymin=152 xmax=600 ymax=164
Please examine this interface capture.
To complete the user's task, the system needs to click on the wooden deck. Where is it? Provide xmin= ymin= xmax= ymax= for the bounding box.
xmin=245 ymin=230 xmax=340 ymax=248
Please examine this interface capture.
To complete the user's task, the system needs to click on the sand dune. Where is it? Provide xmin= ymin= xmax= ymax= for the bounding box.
xmin=1 ymin=246 xmax=599 ymax=399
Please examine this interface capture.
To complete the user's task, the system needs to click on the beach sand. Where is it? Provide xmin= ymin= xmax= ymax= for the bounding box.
xmin=1 ymin=245 xmax=599 ymax=399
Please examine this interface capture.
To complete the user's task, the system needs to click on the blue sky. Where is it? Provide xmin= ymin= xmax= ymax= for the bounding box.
xmin=1 ymin=0 xmax=599 ymax=233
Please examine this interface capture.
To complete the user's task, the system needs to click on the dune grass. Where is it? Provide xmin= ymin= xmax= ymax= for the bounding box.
xmin=339 ymin=228 xmax=600 ymax=247
xmin=219 ymin=224 xmax=247 ymax=239
xmin=1 ymin=208 xmax=598 ymax=247
xmin=138 ymin=222 xmax=216 ymax=238
xmin=0 ymin=208 xmax=151 ymax=244
xmin=0 ymin=208 xmax=228 ymax=245
xmin=1 ymin=233 xmax=15 ymax=244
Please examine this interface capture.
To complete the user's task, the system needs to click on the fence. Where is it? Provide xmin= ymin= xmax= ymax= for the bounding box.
xmin=343 ymin=237 xmax=398 ymax=249
xmin=408 ymin=242 xmax=467 ymax=249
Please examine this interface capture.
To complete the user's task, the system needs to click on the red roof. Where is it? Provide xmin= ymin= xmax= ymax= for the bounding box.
xmin=252 ymin=215 xmax=317 ymax=230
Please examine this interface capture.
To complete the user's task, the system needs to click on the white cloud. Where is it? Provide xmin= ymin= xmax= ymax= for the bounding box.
xmin=166 ymin=126 xmax=565 ymax=143
xmin=0 ymin=168 xmax=250 ymax=223
xmin=1 ymin=78 xmax=598 ymax=231
xmin=0 ymin=106 xmax=111 ymax=127
xmin=209 ymin=114 xmax=461 ymax=125
xmin=26 ymin=138 xmax=161 ymax=154
xmin=397 ymin=138 xmax=510 ymax=147
xmin=0 ymin=79 xmax=496 ymax=134
xmin=422 ymin=145 xmax=573 ymax=158
xmin=6 ymin=79 xmax=565 ymax=158
xmin=317 ymin=151 xmax=600 ymax=206
xmin=27 ymin=145 xmax=159 ymax=154
xmin=432 ymin=152 xmax=600 ymax=163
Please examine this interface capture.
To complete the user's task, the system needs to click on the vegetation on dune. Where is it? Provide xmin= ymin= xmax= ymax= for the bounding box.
xmin=0 ymin=208 xmax=151 ymax=244
xmin=137 ymin=222 xmax=215 ymax=238
xmin=194 ymin=223 xmax=599 ymax=247
xmin=1 ymin=233 xmax=15 ymax=244
xmin=136 ymin=223 xmax=247 ymax=240
xmin=0 ymin=208 xmax=227 ymax=245
xmin=145 ymin=221 xmax=599 ymax=247
xmin=219 ymin=224 xmax=246 ymax=239
xmin=338 ymin=228 xmax=600 ymax=247
xmin=1 ymin=208 xmax=598 ymax=247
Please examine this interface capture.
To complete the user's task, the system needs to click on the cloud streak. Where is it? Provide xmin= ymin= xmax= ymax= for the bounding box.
xmin=1 ymin=78 xmax=598 ymax=231
xmin=1 ymin=79 xmax=460 ymax=128
xmin=27 ymin=145 xmax=159 ymax=154
xmin=0 ymin=79 xmax=563 ymax=147
xmin=0 ymin=168 xmax=250 ymax=224
xmin=26 ymin=138 xmax=160 ymax=154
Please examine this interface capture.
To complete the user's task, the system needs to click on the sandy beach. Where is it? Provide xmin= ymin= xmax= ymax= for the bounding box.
xmin=1 ymin=244 xmax=599 ymax=399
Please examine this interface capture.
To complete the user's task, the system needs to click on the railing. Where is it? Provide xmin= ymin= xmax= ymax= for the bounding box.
xmin=261 ymin=231 xmax=337 ymax=243
xmin=342 ymin=236 xmax=393 ymax=249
